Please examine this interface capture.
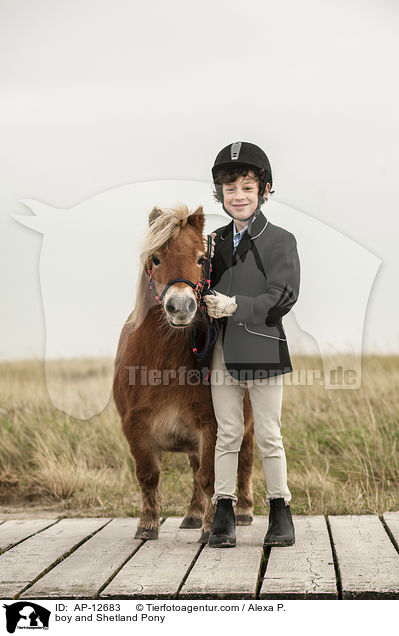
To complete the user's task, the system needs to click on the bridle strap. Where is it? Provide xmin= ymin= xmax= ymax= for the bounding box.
xmin=148 ymin=277 xmax=198 ymax=303
xmin=147 ymin=234 xmax=215 ymax=307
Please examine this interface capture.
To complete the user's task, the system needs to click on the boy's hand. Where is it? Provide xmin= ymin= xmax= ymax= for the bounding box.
xmin=204 ymin=291 xmax=237 ymax=318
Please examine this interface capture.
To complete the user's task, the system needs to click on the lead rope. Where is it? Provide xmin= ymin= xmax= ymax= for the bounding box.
xmin=190 ymin=235 xmax=219 ymax=377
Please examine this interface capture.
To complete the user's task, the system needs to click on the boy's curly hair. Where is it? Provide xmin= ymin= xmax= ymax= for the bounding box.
xmin=212 ymin=165 xmax=273 ymax=206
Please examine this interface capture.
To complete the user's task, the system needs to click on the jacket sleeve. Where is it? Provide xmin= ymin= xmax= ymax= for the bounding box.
xmin=232 ymin=233 xmax=300 ymax=324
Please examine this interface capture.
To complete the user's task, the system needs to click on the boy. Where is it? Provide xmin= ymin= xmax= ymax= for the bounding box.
xmin=204 ymin=141 xmax=300 ymax=548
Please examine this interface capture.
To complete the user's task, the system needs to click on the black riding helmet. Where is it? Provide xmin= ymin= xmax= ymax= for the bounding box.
xmin=212 ymin=141 xmax=273 ymax=224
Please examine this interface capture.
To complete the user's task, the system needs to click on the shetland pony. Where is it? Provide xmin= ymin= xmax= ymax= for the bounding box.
xmin=113 ymin=204 xmax=254 ymax=541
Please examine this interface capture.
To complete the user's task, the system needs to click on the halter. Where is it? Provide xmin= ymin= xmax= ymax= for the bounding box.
xmin=147 ymin=235 xmax=219 ymax=370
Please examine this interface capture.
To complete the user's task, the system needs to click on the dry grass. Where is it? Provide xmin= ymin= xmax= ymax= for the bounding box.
xmin=0 ymin=355 xmax=398 ymax=518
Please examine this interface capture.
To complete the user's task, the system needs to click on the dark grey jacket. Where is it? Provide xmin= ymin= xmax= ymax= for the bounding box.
xmin=210 ymin=211 xmax=300 ymax=380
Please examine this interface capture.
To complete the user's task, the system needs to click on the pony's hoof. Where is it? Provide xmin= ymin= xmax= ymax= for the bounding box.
xmin=135 ymin=526 xmax=159 ymax=540
xmin=236 ymin=514 xmax=253 ymax=526
xmin=198 ymin=530 xmax=210 ymax=544
xmin=180 ymin=517 xmax=203 ymax=529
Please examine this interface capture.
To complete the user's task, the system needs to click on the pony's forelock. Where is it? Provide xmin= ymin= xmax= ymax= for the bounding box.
xmin=140 ymin=203 xmax=191 ymax=266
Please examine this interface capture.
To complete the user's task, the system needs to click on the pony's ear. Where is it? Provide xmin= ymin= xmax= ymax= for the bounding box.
xmin=149 ymin=206 xmax=163 ymax=225
xmin=187 ymin=206 xmax=205 ymax=234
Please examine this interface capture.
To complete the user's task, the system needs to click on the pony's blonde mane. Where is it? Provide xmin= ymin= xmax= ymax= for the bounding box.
xmin=127 ymin=203 xmax=194 ymax=327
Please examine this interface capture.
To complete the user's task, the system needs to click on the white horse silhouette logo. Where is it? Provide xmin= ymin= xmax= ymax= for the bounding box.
xmin=13 ymin=180 xmax=381 ymax=419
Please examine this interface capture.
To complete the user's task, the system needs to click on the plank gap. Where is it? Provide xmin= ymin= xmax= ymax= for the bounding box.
xmin=255 ymin=547 xmax=270 ymax=599
xmin=380 ymin=514 xmax=399 ymax=555
xmin=325 ymin=515 xmax=343 ymax=601
xmin=95 ymin=537 xmax=146 ymax=599
xmin=175 ymin=542 xmax=205 ymax=599
xmin=13 ymin=518 xmax=113 ymax=600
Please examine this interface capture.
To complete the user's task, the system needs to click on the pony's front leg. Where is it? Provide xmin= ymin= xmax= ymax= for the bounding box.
xmin=123 ymin=415 xmax=161 ymax=540
xmin=135 ymin=454 xmax=161 ymax=539
xmin=180 ymin=452 xmax=205 ymax=529
xmin=196 ymin=425 xmax=217 ymax=543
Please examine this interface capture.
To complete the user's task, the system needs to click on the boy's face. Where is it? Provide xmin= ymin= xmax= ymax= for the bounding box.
xmin=222 ymin=171 xmax=262 ymax=223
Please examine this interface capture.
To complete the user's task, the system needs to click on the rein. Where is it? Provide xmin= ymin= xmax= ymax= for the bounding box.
xmin=147 ymin=234 xmax=219 ymax=370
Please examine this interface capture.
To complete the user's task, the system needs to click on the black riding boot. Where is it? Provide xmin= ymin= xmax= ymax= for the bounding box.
xmin=263 ymin=498 xmax=295 ymax=547
xmin=208 ymin=498 xmax=236 ymax=548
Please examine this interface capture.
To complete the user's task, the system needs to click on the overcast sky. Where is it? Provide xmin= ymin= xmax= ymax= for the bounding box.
xmin=1 ymin=0 xmax=398 ymax=361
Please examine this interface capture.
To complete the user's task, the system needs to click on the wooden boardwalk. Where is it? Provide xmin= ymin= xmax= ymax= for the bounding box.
xmin=1 ymin=513 xmax=399 ymax=600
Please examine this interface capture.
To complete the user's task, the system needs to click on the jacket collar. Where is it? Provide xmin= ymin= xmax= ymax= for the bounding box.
xmin=218 ymin=212 xmax=268 ymax=269
xmin=220 ymin=211 xmax=268 ymax=241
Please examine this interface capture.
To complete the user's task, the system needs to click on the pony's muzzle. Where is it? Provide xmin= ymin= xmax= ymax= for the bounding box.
xmin=164 ymin=290 xmax=197 ymax=326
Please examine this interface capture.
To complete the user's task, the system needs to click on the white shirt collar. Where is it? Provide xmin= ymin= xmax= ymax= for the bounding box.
xmin=233 ymin=221 xmax=249 ymax=237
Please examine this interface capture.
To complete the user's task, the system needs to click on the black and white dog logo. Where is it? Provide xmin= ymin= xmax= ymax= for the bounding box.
xmin=3 ymin=602 xmax=50 ymax=633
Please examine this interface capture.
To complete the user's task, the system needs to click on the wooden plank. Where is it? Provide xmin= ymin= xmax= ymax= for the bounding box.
xmin=260 ymin=516 xmax=337 ymax=599
xmin=0 ymin=518 xmax=110 ymax=598
xmin=328 ymin=515 xmax=399 ymax=599
xmin=382 ymin=511 xmax=399 ymax=548
xmin=180 ymin=516 xmax=266 ymax=598
xmin=0 ymin=510 xmax=59 ymax=520
xmin=101 ymin=518 xmax=201 ymax=598
xmin=22 ymin=518 xmax=142 ymax=599
xmin=0 ymin=519 xmax=58 ymax=552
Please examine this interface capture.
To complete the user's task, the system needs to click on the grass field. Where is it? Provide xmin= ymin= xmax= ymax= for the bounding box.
xmin=0 ymin=355 xmax=398 ymax=518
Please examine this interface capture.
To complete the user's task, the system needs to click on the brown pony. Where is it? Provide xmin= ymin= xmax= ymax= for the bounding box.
xmin=113 ymin=204 xmax=254 ymax=541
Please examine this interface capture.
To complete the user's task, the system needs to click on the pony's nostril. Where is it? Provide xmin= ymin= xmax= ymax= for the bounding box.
xmin=187 ymin=298 xmax=197 ymax=313
xmin=165 ymin=300 xmax=178 ymax=314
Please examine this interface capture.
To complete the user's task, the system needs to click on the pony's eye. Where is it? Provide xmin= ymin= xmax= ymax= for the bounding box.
xmin=152 ymin=255 xmax=160 ymax=266
xmin=197 ymin=255 xmax=205 ymax=266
